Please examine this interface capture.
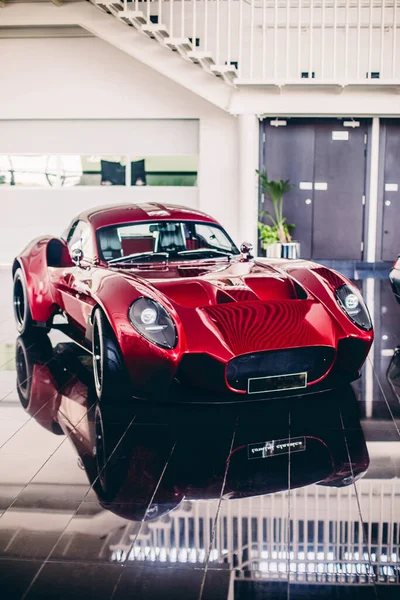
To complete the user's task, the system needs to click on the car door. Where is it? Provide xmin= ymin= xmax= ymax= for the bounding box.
xmin=59 ymin=220 xmax=97 ymax=331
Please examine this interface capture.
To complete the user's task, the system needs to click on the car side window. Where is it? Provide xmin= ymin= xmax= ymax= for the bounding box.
xmin=67 ymin=222 xmax=79 ymax=247
xmin=67 ymin=220 xmax=94 ymax=262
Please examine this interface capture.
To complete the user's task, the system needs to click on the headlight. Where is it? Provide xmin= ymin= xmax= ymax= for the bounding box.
xmin=129 ymin=297 xmax=177 ymax=349
xmin=335 ymin=284 xmax=372 ymax=331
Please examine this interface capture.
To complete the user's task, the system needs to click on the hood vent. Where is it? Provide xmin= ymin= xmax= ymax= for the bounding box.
xmin=216 ymin=288 xmax=259 ymax=304
xmin=216 ymin=289 xmax=235 ymax=304
xmin=292 ymin=280 xmax=308 ymax=300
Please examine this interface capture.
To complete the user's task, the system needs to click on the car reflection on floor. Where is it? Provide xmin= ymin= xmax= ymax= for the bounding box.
xmin=16 ymin=335 xmax=370 ymax=524
xmin=0 ymin=274 xmax=400 ymax=599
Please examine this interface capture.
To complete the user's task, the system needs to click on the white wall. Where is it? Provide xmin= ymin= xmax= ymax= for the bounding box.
xmin=0 ymin=37 xmax=221 ymax=121
xmin=0 ymin=36 xmax=239 ymax=264
xmin=1 ymin=187 xmax=199 ymax=265
xmin=0 ymin=120 xmax=199 ymax=155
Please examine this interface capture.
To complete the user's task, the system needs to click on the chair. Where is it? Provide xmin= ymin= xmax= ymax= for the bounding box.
xmin=156 ymin=223 xmax=186 ymax=252
xmin=121 ymin=236 xmax=154 ymax=255
xmin=99 ymin=228 xmax=122 ymax=261
xmin=100 ymin=160 xmax=126 ymax=186
xmin=131 ymin=159 xmax=146 ymax=186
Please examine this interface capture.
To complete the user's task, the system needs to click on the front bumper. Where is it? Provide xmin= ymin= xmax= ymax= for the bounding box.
xmin=171 ymin=337 xmax=368 ymax=403
xmin=166 ymin=368 xmax=361 ymax=404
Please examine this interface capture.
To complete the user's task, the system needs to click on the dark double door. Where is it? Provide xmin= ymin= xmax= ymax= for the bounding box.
xmin=261 ymin=119 xmax=368 ymax=260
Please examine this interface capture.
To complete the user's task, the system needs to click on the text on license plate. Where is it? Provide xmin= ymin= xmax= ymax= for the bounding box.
xmin=247 ymin=372 xmax=307 ymax=394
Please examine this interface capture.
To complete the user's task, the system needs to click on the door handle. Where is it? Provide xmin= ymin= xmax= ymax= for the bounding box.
xmin=305 ymin=199 xmax=312 ymax=205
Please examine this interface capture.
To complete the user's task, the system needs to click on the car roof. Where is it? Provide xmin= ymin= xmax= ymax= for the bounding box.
xmin=78 ymin=203 xmax=219 ymax=230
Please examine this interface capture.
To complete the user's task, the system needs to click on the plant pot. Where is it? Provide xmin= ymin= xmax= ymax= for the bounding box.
xmin=263 ymin=242 xmax=301 ymax=259
xmin=264 ymin=242 xmax=282 ymax=258
xmin=281 ymin=242 xmax=301 ymax=259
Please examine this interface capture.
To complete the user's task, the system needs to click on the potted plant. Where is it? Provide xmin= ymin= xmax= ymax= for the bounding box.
xmin=256 ymin=169 xmax=300 ymax=259
xmin=258 ymin=222 xmax=280 ymax=257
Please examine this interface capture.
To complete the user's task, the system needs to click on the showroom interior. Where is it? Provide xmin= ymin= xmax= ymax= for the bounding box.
xmin=0 ymin=0 xmax=400 ymax=599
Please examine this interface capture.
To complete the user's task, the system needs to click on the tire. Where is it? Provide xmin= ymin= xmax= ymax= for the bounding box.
xmin=93 ymin=403 xmax=131 ymax=501
xmin=15 ymin=336 xmax=33 ymax=408
xmin=15 ymin=335 xmax=53 ymax=406
xmin=13 ymin=268 xmax=34 ymax=335
xmin=92 ymin=308 xmax=129 ymax=402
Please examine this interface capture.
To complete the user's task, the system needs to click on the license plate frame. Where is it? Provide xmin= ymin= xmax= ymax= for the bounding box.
xmin=247 ymin=372 xmax=307 ymax=394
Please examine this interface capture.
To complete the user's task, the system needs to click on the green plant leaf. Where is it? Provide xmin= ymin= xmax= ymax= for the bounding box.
xmin=256 ymin=168 xmax=295 ymax=243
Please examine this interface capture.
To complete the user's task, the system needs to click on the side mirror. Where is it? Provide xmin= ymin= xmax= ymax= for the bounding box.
xmin=47 ymin=238 xmax=74 ymax=268
xmin=240 ymin=242 xmax=254 ymax=261
xmin=71 ymin=247 xmax=84 ymax=266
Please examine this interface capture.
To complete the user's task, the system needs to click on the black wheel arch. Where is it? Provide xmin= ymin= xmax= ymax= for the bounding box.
xmin=12 ymin=258 xmax=22 ymax=278
xmin=88 ymin=301 xmax=121 ymax=342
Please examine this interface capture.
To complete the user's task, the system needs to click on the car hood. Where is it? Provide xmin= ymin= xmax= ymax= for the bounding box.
xmin=141 ymin=260 xmax=339 ymax=358
xmin=149 ymin=260 xmax=299 ymax=307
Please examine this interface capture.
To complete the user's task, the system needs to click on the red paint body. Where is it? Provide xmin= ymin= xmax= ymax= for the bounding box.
xmin=14 ymin=203 xmax=374 ymax=400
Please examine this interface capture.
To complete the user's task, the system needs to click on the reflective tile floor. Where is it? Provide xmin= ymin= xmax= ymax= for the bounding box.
xmin=0 ymin=270 xmax=399 ymax=599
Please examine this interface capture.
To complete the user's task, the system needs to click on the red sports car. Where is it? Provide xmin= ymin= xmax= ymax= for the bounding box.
xmin=13 ymin=202 xmax=374 ymax=402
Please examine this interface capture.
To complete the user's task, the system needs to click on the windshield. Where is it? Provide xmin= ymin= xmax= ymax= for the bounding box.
xmin=97 ymin=221 xmax=240 ymax=263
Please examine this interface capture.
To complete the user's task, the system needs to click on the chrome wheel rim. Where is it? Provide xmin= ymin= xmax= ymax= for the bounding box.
xmin=15 ymin=341 xmax=29 ymax=404
xmin=13 ymin=277 xmax=25 ymax=328
xmin=93 ymin=322 xmax=103 ymax=392
xmin=95 ymin=407 xmax=106 ymax=490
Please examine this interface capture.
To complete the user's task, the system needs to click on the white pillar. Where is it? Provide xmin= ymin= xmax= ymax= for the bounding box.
xmin=198 ymin=115 xmax=240 ymax=242
xmin=366 ymin=117 xmax=380 ymax=263
xmin=238 ymin=114 xmax=259 ymax=252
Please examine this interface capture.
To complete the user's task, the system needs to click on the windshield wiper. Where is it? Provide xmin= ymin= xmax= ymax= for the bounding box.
xmin=176 ymin=249 xmax=233 ymax=259
xmin=108 ymin=252 xmax=169 ymax=265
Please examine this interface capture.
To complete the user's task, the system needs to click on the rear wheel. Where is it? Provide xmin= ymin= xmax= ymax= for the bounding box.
xmin=13 ymin=268 xmax=50 ymax=335
xmin=92 ymin=308 xmax=129 ymax=402
xmin=13 ymin=268 xmax=34 ymax=335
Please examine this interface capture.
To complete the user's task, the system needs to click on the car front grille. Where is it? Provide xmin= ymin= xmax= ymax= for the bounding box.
xmin=226 ymin=346 xmax=336 ymax=392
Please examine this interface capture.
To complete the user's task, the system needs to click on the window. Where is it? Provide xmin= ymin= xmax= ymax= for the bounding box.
xmin=0 ymin=155 xmax=198 ymax=187
xmin=67 ymin=221 xmax=80 ymax=248
xmin=130 ymin=156 xmax=198 ymax=187
xmin=195 ymin=223 xmax=234 ymax=252
xmin=67 ymin=220 xmax=94 ymax=261
xmin=61 ymin=155 xmax=197 ymax=187
xmin=59 ymin=156 xmax=126 ymax=187
xmin=97 ymin=221 xmax=239 ymax=262
xmin=0 ymin=155 xmax=58 ymax=187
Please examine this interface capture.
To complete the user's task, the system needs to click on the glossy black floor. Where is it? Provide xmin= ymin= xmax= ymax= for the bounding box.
xmin=0 ymin=270 xmax=399 ymax=599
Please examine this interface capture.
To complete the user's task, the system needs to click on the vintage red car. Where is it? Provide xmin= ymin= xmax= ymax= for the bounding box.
xmin=13 ymin=202 xmax=374 ymax=401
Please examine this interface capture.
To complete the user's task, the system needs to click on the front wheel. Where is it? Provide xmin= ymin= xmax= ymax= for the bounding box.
xmin=92 ymin=308 xmax=129 ymax=402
